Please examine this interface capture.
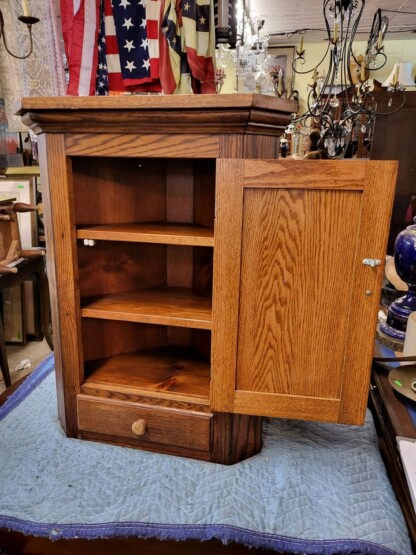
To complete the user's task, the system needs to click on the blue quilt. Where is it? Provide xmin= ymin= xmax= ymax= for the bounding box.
xmin=0 ymin=355 xmax=411 ymax=555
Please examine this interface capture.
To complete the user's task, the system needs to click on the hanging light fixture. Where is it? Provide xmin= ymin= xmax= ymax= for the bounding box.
xmin=0 ymin=2 xmax=39 ymax=60
xmin=291 ymin=1 xmax=409 ymax=157
xmin=382 ymin=62 xmax=414 ymax=101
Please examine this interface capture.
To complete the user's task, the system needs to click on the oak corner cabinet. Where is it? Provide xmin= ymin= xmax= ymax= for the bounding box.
xmin=16 ymin=94 xmax=397 ymax=464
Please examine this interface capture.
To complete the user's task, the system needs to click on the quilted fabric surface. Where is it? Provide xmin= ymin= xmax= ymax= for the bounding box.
xmin=0 ymin=355 xmax=412 ymax=555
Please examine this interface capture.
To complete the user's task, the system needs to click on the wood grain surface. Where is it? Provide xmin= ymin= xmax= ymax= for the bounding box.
xmin=210 ymin=159 xmax=245 ymax=413
xmin=236 ymin=188 xmax=361 ymax=399
xmin=65 ymin=133 xmax=219 ymax=158
xmin=243 ymin=158 xmax=368 ymax=189
xmin=38 ymin=133 xmax=83 ymax=436
xmin=15 ymin=93 xmax=297 ymax=112
xmin=81 ymin=346 xmax=210 ymax=404
xmin=17 ymin=94 xmax=297 ymax=136
xmin=81 ymin=319 xmax=168 ymax=362
xmin=337 ymin=160 xmax=398 ymax=424
xmin=81 ymin=287 xmax=212 ymax=329
xmin=77 ymin=241 xmax=166 ymax=297
xmin=27 ymin=96 xmax=293 ymax=462
xmin=76 ymin=223 xmax=214 ymax=246
xmin=77 ymin=395 xmax=212 ymax=451
xmin=211 ymin=158 xmax=397 ymax=425
xmin=72 ymin=157 xmax=167 ymax=226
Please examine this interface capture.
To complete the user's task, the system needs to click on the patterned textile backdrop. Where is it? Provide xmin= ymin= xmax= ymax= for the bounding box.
xmin=0 ymin=0 xmax=66 ymax=131
xmin=0 ymin=0 xmax=25 ymax=131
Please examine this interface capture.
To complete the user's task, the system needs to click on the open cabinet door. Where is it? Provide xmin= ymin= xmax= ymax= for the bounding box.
xmin=211 ymin=159 xmax=397 ymax=425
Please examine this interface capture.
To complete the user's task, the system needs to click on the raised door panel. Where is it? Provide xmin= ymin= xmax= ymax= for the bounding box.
xmin=211 ymin=159 xmax=397 ymax=425
xmin=236 ymin=187 xmax=361 ymax=399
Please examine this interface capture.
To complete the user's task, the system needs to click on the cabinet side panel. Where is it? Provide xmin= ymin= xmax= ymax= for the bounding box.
xmin=339 ymin=160 xmax=398 ymax=424
xmin=219 ymin=135 xmax=280 ymax=159
xmin=211 ymin=413 xmax=262 ymax=465
xmin=236 ymin=188 xmax=361 ymax=399
xmin=218 ymin=135 xmax=244 ymax=158
xmin=38 ymin=133 xmax=82 ymax=436
xmin=243 ymin=135 xmax=279 ymax=159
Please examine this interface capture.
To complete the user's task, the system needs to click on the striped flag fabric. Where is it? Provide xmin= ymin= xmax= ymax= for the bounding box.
xmin=160 ymin=0 xmax=191 ymax=94
xmin=181 ymin=0 xmax=216 ymax=93
xmin=145 ymin=0 xmax=162 ymax=84
xmin=60 ymin=0 xmax=100 ymax=96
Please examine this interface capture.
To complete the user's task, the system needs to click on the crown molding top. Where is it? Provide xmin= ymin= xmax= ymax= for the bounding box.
xmin=15 ymin=94 xmax=298 ymax=136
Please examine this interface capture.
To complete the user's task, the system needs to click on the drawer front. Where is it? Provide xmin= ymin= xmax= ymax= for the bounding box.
xmin=77 ymin=395 xmax=212 ymax=452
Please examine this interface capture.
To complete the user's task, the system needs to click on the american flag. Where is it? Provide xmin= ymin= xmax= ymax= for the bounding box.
xmin=60 ymin=0 xmax=216 ymax=95
xmin=97 ymin=0 xmax=161 ymax=93
xmin=96 ymin=0 xmax=109 ymax=95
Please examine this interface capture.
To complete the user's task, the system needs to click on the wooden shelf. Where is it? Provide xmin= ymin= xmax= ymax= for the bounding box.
xmin=81 ymin=287 xmax=212 ymax=329
xmin=77 ymin=223 xmax=214 ymax=247
xmin=81 ymin=347 xmax=211 ymax=405
xmin=4 ymin=166 xmax=40 ymax=177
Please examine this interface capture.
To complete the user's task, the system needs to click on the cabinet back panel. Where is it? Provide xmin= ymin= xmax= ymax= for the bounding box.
xmin=78 ymin=241 xmax=213 ymax=299
xmin=166 ymin=160 xmax=194 ymax=223
xmin=192 ymin=329 xmax=212 ymax=361
xmin=167 ymin=245 xmax=193 ymax=288
xmin=166 ymin=245 xmax=213 ymax=295
xmin=167 ymin=328 xmax=211 ymax=360
xmin=236 ymin=188 xmax=361 ymax=399
xmin=193 ymin=246 xmax=213 ymax=296
xmin=72 ymin=157 xmax=216 ymax=229
xmin=82 ymin=319 xmax=167 ymax=361
xmin=78 ymin=242 xmax=166 ymax=297
xmin=72 ymin=157 xmax=167 ymax=225
xmin=166 ymin=159 xmax=216 ymax=229
xmin=82 ymin=320 xmax=211 ymax=363
xmin=193 ymin=159 xmax=216 ymax=228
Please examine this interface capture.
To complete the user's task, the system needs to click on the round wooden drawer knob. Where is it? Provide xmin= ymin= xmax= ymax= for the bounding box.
xmin=131 ymin=419 xmax=147 ymax=436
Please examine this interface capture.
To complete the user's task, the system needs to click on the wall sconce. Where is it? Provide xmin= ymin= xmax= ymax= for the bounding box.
xmin=0 ymin=9 xmax=39 ymax=60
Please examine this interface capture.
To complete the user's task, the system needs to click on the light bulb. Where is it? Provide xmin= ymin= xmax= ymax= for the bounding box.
xmin=330 ymin=96 xmax=339 ymax=108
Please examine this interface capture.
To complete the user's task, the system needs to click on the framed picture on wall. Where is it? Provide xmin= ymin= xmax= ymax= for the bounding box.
xmin=266 ymin=46 xmax=296 ymax=97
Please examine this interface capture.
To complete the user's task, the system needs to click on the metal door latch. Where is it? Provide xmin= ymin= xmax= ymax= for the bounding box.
xmin=362 ymin=258 xmax=381 ymax=267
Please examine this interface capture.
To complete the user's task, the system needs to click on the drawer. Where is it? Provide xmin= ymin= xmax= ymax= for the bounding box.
xmin=77 ymin=394 xmax=212 ymax=452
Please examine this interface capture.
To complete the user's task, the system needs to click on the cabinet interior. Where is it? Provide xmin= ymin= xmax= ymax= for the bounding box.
xmin=71 ymin=156 xmax=215 ymax=405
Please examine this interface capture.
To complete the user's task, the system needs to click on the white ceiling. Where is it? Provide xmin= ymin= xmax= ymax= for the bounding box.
xmin=248 ymin=0 xmax=416 ymax=44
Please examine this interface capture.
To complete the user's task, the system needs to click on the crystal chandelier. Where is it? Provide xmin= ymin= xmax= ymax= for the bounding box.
xmin=292 ymin=0 xmax=407 ymax=157
xmin=215 ymin=0 xmax=273 ymax=94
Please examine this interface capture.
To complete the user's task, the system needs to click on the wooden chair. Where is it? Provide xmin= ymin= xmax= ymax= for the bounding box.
xmin=0 ymin=198 xmax=53 ymax=387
